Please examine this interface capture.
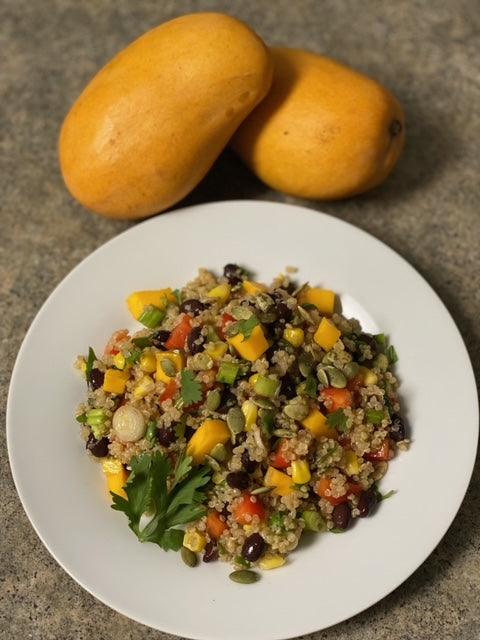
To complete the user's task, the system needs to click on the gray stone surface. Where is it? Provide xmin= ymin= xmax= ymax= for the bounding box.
xmin=1 ymin=1 xmax=479 ymax=639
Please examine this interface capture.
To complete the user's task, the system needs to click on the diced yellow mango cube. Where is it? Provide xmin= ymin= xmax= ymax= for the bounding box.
xmin=207 ymin=283 xmax=231 ymax=305
xmin=228 ymin=324 xmax=269 ymax=361
xmin=126 ymin=288 xmax=176 ymax=320
xmin=314 ymin=317 xmax=341 ymax=350
xmin=299 ymin=288 xmax=336 ymax=315
xmin=204 ymin=341 xmax=229 ymax=361
xmin=291 ymin=459 xmax=311 ymax=484
xmin=102 ymin=459 xmax=128 ymax=500
xmin=301 ymin=407 xmax=338 ymax=440
xmin=359 ymin=366 xmax=378 ymax=385
xmin=103 ymin=368 xmax=130 ymax=394
xmin=155 ymin=352 xmax=185 ymax=383
xmin=242 ymin=280 xmax=268 ymax=296
xmin=186 ymin=419 xmax=231 ymax=464
xmin=344 ymin=450 xmax=361 ymax=476
xmin=264 ymin=466 xmax=294 ymax=496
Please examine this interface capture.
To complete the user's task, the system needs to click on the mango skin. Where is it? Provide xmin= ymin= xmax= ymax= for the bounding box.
xmin=230 ymin=47 xmax=406 ymax=200
xmin=59 ymin=13 xmax=273 ymax=219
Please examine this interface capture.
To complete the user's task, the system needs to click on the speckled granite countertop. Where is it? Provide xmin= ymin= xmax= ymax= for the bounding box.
xmin=2 ymin=1 xmax=479 ymax=639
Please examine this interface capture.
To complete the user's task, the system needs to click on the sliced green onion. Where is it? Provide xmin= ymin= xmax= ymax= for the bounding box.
xmin=366 ymin=409 xmax=385 ymax=425
xmin=85 ymin=347 xmax=97 ymax=384
xmin=138 ymin=305 xmax=166 ymax=329
xmin=125 ymin=350 xmax=141 ymax=366
xmin=146 ymin=420 xmax=158 ymax=444
xmin=254 ymin=374 xmax=281 ymax=398
xmin=374 ymin=333 xmax=387 ymax=347
xmin=132 ymin=336 xmax=152 ymax=348
xmin=216 ymin=361 xmax=240 ymax=384
xmin=302 ymin=510 xmax=327 ymax=532
xmin=386 ymin=345 xmax=399 ymax=364
xmin=76 ymin=412 xmax=87 ymax=424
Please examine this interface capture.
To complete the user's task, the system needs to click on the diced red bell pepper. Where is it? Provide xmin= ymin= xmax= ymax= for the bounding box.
xmin=233 ymin=493 xmax=266 ymax=525
xmin=271 ymin=439 xmax=291 ymax=469
xmin=321 ymin=387 xmax=354 ymax=413
xmin=218 ymin=313 xmax=236 ymax=339
xmin=364 ymin=439 xmax=391 ymax=462
xmin=316 ymin=477 xmax=362 ymax=505
xmin=159 ymin=378 xmax=177 ymax=403
xmin=165 ymin=315 xmax=193 ymax=350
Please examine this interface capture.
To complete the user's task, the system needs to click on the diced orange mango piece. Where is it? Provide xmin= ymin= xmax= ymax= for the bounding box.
xmin=207 ymin=283 xmax=231 ymax=304
xmin=102 ymin=459 xmax=128 ymax=500
xmin=227 ymin=324 xmax=269 ymax=361
xmin=264 ymin=465 xmax=295 ymax=496
xmin=314 ymin=317 xmax=341 ymax=350
xmin=243 ymin=280 xmax=268 ymax=296
xmin=155 ymin=352 xmax=185 ymax=383
xmin=186 ymin=419 xmax=231 ymax=464
xmin=301 ymin=407 xmax=338 ymax=440
xmin=299 ymin=288 xmax=336 ymax=315
xmin=126 ymin=288 xmax=176 ymax=320
xmin=103 ymin=368 xmax=130 ymax=394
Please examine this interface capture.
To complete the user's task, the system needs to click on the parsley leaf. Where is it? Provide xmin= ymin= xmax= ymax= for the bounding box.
xmin=180 ymin=369 xmax=203 ymax=407
xmin=325 ymin=409 xmax=349 ymax=432
xmin=85 ymin=347 xmax=97 ymax=386
xmin=111 ymin=451 xmax=211 ymax=551
xmin=237 ymin=315 xmax=259 ymax=340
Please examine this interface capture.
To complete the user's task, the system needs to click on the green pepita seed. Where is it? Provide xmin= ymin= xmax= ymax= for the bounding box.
xmin=292 ymin=282 xmax=309 ymax=298
xmin=204 ymin=455 xmax=221 ymax=472
xmin=250 ymin=486 xmax=274 ymax=496
xmin=317 ymin=366 xmax=330 ymax=387
xmin=232 ymin=305 xmax=254 ymax=320
xmin=226 ymin=406 xmax=246 ymax=434
xmin=258 ymin=310 xmax=277 ymax=324
xmin=210 ymin=442 xmax=228 ymax=462
xmin=298 ymin=351 xmax=314 ymax=377
xmin=181 ymin=546 xmax=198 ymax=568
xmin=206 ymin=388 xmax=222 ymax=412
xmin=283 ymin=400 xmax=310 ymax=421
xmin=273 ymin=428 xmax=295 ymax=438
xmin=296 ymin=305 xmax=315 ymax=325
xmin=229 ymin=569 xmax=260 ymax=584
xmin=324 ymin=366 xmax=347 ymax=389
xmin=343 ymin=361 xmax=360 ymax=380
xmin=255 ymin=292 xmax=275 ymax=312
xmin=160 ymin=358 xmax=177 ymax=378
xmin=252 ymin=396 xmax=276 ymax=410
xmin=191 ymin=352 xmax=214 ymax=371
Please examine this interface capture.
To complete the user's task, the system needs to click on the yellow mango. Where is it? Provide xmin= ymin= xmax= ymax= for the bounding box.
xmin=314 ymin=317 xmax=341 ymax=351
xmin=186 ymin=419 xmax=231 ymax=464
xmin=299 ymin=288 xmax=336 ymax=316
xmin=59 ymin=13 xmax=273 ymax=219
xmin=264 ymin=466 xmax=294 ymax=496
xmin=301 ymin=407 xmax=338 ymax=440
xmin=102 ymin=459 xmax=128 ymax=500
xmin=103 ymin=368 xmax=130 ymax=394
xmin=155 ymin=352 xmax=185 ymax=383
xmin=231 ymin=47 xmax=405 ymax=200
xmin=227 ymin=324 xmax=269 ymax=361
xmin=126 ymin=289 xmax=176 ymax=320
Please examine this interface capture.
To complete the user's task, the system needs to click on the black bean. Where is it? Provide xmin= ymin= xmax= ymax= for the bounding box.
xmin=241 ymin=533 xmax=266 ymax=562
xmin=226 ymin=471 xmax=250 ymax=491
xmin=357 ymin=488 xmax=378 ymax=517
xmin=86 ymin=433 xmax=109 ymax=457
xmin=89 ymin=368 xmax=104 ymax=391
xmin=216 ymin=388 xmax=237 ymax=414
xmin=180 ymin=299 xmax=206 ymax=316
xmin=241 ymin=451 xmax=258 ymax=474
xmin=332 ymin=502 xmax=352 ymax=530
xmin=223 ymin=263 xmax=244 ymax=284
xmin=151 ymin=330 xmax=170 ymax=350
xmin=280 ymin=373 xmax=297 ymax=399
xmin=187 ymin=326 xmax=205 ymax=354
xmin=157 ymin=425 xmax=176 ymax=447
xmin=389 ymin=413 xmax=406 ymax=442
xmin=203 ymin=540 xmax=219 ymax=563
xmin=276 ymin=301 xmax=293 ymax=322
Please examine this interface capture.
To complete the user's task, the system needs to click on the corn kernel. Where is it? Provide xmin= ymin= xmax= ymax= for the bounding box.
xmin=183 ymin=531 xmax=207 ymax=553
xmin=139 ymin=350 xmax=156 ymax=373
xmin=132 ymin=375 xmax=155 ymax=399
xmin=283 ymin=327 xmax=305 ymax=348
xmin=242 ymin=280 xmax=268 ymax=296
xmin=241 ymin=400 xmax=258 ymax=431
xmin=205 ymin=341 xmax=228 ymax=361
xmin=291 ymin=459 xmax=311 ymax=484
xmin=113 ymin=352 xmax=126 ymax=370
xmin=249 ymin=373 xmax=260 ymax=386
xmin=79 ymin=359 xmax=87 ymax=374
xmin=207 ymin=283 xmax=231 ymax=305
xmin=258 ymin=554 xmax=286 ymax=570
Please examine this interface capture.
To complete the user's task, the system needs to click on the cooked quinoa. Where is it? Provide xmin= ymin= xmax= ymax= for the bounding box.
xmin=75 ymin=264 xmax=409 ymax=575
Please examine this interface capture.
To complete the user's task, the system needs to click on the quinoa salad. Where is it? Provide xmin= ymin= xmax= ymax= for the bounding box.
xmin=75 ymin=265 xmax=409 ymax=582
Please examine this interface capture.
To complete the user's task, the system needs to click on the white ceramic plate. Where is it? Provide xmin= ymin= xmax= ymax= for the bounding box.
xmin=7 ymin=200 xmax=478 ymax=640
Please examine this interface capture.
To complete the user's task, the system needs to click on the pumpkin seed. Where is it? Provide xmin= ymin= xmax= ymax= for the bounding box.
xmin=273 ymin=428 xmax=295 ymax=438
xmin=191 ymin=352 xmax=214 ymax=371
xmin=255 ymin=292 xmax=275 ymax=312
xmin=250 ymin=486 xmax=274 ymax=496
xmin=317 ymin=365 xmax=330 ymax=387
xmin=229 ymin=569 xmax=260 ymax=584
xmin=252 ymin=396 xmax=276 ymax=410
xmin=292 ymin=282 xmax=309 ymax=297
xmin=296 ymin=305 xmax=315 ymax=325
xmin=258 ymin=310 xmax=277 ymax=324
xmin=283 ymin=399 xmax=310 ymax=421
xmin=298 ymin=351 xmax=314 ymax=377
xmin=181 ymin=546 xmax=198 ymax=568
xmin=232 ymin=305 xmax=254 ymax=320
xmin=227 ymin=406 xmax=246 ymax=434
xmin=324 ymin=366 xmax=347 ymax=388
xmin=210 ymin=442 xmax=228 ymax=462
xmin=206 ymin=388 xmax=222 ymax=411
xmin=203 ymin=455 xmax=221 ymax=472
xmin=343 ymin=361 xmax=360 ymax=380
xmin=160 ymin=358 xmax=177 ymax=378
